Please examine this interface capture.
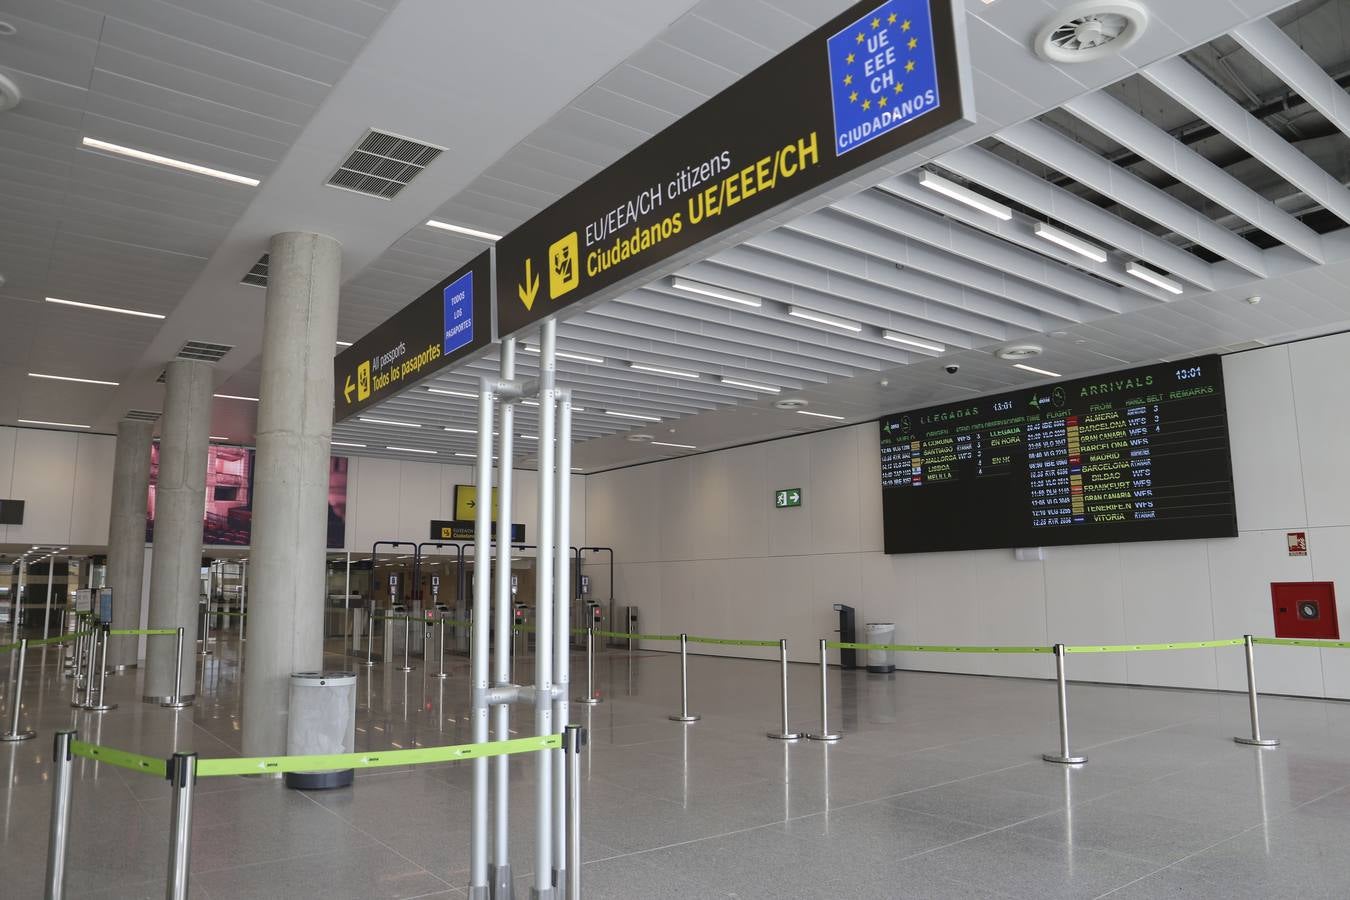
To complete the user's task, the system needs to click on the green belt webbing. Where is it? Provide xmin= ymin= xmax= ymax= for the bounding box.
xmin=109 ymin=628 xmax=178 ymax=636
xmin=196 ymin=733 xmax=561 ymax=777
xmin=686 ymin=635 xmax=780 ymax=648
xmin=592 ymin=630 xmax=679 ymax=641
xmin=1252 ymin=637 xmax=1350 ymax=649
xmin=70 ymin=740 xmax=168 ymax=777
xmin=1065 ymin=639 xmax=1245 ymax=653
xmin=828 ymin=641 xmax=1052 ymax=654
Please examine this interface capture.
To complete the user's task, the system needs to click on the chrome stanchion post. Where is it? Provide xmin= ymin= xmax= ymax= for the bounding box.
xmin=435 ymin=616 xmax=448 ymax=679
xmin=1 ymin=639 xmax=36 ymax=741
xmin=87 ymin=624 xmax=117 ymax=712
xmin=165 ymin=752 xmax=197 ymax=900
xmin=161 ymin=627 xmax=190 ymax=709
xmin=1234 ymin=635 xmax=1280 ymax=747
xmin=45 ymin=729 xmax=75 ymax=899
xmin=668 ymin=633 xmax=700 ymax=723
xmin=576 ymin=627 xmax=600 ymax=706
xmin=362 ymin=608 xmax=375 ymax=668
xmin=74 ymin=624 xmax=98 ymax=708
xmin=767 ymin=638 xmax=801 ymax=741
xmin=564 ymin=724 xmax=584 ymax=900
xmin=806 ymin=638 xmax=840 ymax=742
xmin=200 ymin=597 xmax=212 ymax=656
xmin=1042 ymin=644 xmax=1086 ymax=765
xmin=397 ymin=616 xmax=413 ymax=672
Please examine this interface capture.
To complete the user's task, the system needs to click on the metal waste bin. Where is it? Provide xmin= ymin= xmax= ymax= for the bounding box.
xmin=864 ymin=623 xmax=896 ymax=674
xmin=285 ymin=671 xmax=357 ymax=790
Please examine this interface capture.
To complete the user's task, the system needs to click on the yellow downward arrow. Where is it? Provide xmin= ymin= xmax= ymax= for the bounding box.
xmin=518 ymin=258 xmax=540 ymax=310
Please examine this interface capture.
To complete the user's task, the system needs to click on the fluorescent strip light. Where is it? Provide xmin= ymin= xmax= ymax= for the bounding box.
xmin=360 ymin=417 xmax=420 ymax=428
xmin=214 ymin=394 xmax=259 ymax=402
xmin=454 ymin=452 xmax=477 ymax=459
xmin=81 ymin=137 xmax=260 ymax=186
xmin=519 ymin=434 xmax=539 ymax=441
xmin=1013 ymin=363 xmax=1061 ymax=378
xmin=522 ymin=399 xmax=586 ymax=412
xmin=331 ymin=441 xmax=366 ymax=448
xmin=17 ymin=419 xmax=90 ymax=429
xmin=604 ymin=410 xmax=661 ymax=422
xmin=45 ymin=296 xmax=165 ymax=320
xmin=650 ymin=441 xmax=696 ymax=450
xmin=386 ymin=445 xmax=437 ymax=455
xmin=881 ymin=331 xmax=946 ymax=353
xmin=669 ymin=277 xmax=762 ymax=308
xmin=336 ymin=340 xmax=353 ymax=348
xmin=443 ymin=427 xmax=477 ymax=434
xmin=796 ymin=410 xmax=845 ymax=421
xmin=628 ymin=362 xmax=700 ymax=379
xmin=427 ymin=387 xmax=477 ymax=399
xmin=425 ymin=219 xmax=503 ymax=242
xmin=918 ymin=170 xmax=1012 ymax=221
xmin=720 ymin=377 xmax=781 ymax=393
xmin=787 ymin=306 xmax=862 ymax=333
xmin=28 ymin=372 xmax=119 ymax=387
xmin=522 ymin=345 xmax=605 ymax=365
xmin=1125 ymin=261 xmax=1184 ymax=295
xmin=1033 ymin=222 xmax=1107 ymax=263
xmin=209 ymin=436 xmax=230 ymax=441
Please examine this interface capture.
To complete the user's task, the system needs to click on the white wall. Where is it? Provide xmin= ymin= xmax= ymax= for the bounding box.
xmin=585 ymin=332 xmax=1350 ymax=699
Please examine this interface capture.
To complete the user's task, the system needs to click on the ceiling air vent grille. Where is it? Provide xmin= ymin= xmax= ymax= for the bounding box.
xmin=326 ymin=129 xmax=444 ymax=199
xmin=241 ymin=254 xmax=269 ymax=288
xmin=177 ymin=341 xmax=233 ymax=363
xmin=124 ymin=410 xmax=161 ymax=422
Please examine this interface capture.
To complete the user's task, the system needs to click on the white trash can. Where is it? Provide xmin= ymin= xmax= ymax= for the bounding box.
xmin=285 ymin=670 xmax=357 ymax=789
xmin=864 ymin=623 xmax=896 ymax=674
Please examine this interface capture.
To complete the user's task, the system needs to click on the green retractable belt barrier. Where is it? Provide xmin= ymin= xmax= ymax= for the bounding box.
xmin=593 ymin=630 xmax=679 ymax=642
xmin=827 ymin=641 xmax=1052 ymax=654
xmin=1065 ymin=639 xmax=1244 ymax=653
xmin=70 ymin=741 xmax=168 ymax=777
xmin=1252 ymin=637 xmax=1350 ymax=649
xmin=195 ymin=733 xmax=561 ymax=777
xmin=109 ymin=629 xmax=177 ymax=637
xmin=686 ymin=635 xmax=780 ymax=648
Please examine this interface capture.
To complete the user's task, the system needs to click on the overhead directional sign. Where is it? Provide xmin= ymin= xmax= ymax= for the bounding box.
xmin=453 ymin=485 xmax=499 ymax=522
xmin=495 ymin=0 xmax=970 ymax=338
xmin=334 ymin=251 xmax=493 ymax=422
xmin=430 ymin=520 xmax=525 ymax=543
xmin=775 ymin=488 xmax=803 ymax=509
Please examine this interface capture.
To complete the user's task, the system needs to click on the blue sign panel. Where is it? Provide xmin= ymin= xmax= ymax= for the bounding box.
xmin=443 ymin=271 xmax=474 ymax=354
xmin=827 ymin=0 xmax=941 ymax=156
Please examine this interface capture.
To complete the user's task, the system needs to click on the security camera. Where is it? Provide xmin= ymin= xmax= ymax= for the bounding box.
xmin=944 ymin=364 xmax=960 ymax=375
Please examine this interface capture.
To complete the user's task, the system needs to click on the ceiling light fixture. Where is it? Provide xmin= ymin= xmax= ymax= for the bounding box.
xmin=426 ymin=387 xmax=477 ymax=399
xmin=669 ymin=276 xmax=762 ymax=308
xmin=519 ymin=434 xmax=539 ymax=441
xmin=720 ymin=377 xmax=781 ymax=393
xmin=787 ymin=306 xmax=862 ymax=333
xmin=209 ymin=436 xmax=230 ymax=441
xmin=81 ymin=137 xmax=260 ymax=186
xmin=1033 ymin=222 xmax=1108 ymax=263
xmin=1125 ymin=261 xmax=1183 ymax=295
xmin=796 ymin=410 xmax=845 ymax=421
xmin=443 ymin=427 xmax=477 ymax=434
xmin=425 ymin=220 xmax=503 ymax=242
xmin=604 ymin=410 xmax=661 ymax=422
xmin=28 ymin=372 xmax=119 ymax=387
xmin=880 ymin=331 xmax=946 ymax=353
xmin=331 ymin=441 xmax=366 ymax=448
xmin=628 ymin=362 xmax=700 ymax=379
xmin=918 ymin=170 xmax=1013 ymax=220
xmin=387 ymin=445 xmax=437 ymax=455
xmin=523 ymin=399 xmax=585 ymax=412
xmin=361 ymin=417 xmax=420 ymax=428
xmin=17 ymin=419 xmax=90 ymax=429
xmin=650 ymin=441 xmax=697 ymax=450
xmin=45 ymin=296 xmax=165 ymax=320
xmin=336 ymin=340 xmax=353 ymax=348
xmin=214 ymin=394 xmax=259 ymax=402
xmin=1013 ymin=363 xmax=1062 ymax=378
xmin=521 ymin=345 xmax=605 ymax=365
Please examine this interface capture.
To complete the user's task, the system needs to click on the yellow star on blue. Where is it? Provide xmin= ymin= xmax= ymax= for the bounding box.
xmin=908 ymin=37 xmax=918 ymax=50
xmin=855 ymin=31 xmax=864 ymax=44
xmin=901 ymin=19 xmax=911 ymax=32
xmin=845 ymin=52 xmax=855 ymax=64
xmin=843 ymin=73 xmax=853 ymax=86
xmin=871 ymin=16 xmax=881 ymax=29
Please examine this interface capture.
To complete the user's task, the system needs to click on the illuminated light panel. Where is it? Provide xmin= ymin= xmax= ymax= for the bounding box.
xmin=787 ymin=306 xmax=861 ymax=333
xmin=796 ymin=410 xmax=844 ymax=421
xmin=650 ymin=441 xmax=696 ymax=450
xmin=331 ymin=441 xmax=366 ymax=448
xmin=214 ymin=394 xmax=259 ymax=402
xmin=918 ymin=170 xmax=1012 ymax=220
xmin=45 ymin=297 xmax=164 ymax=320
xmin=1033 ymin=222 xmax=1108 ymax=263
xmin=1125 ymin=261 xmax=1184 ymax=295
xmin=386 ymin=445 xmax=437 ymax=454
xmin=28 ymin=372 xmax=119 ymax=386
xmin=881 ymin=331 xmax=946 ymax=353
xmin=17 ymin=419 xmax=90 ymax=429
xmin=604 ymin=410 xmax=661 ymax=422
xmin=628 ymin=362 xmax=700 ymax=379
xmin=1013 ymin=363 xmax=1061 ymax=378
xmin=522 ymin=345 xmax=605 ymax=365
xmin=425 ymin=219 xmax=503 ymax=241
xmin=669 ymin=277 xmax=762 ymax=308
xmin=360 ymin=417 xmax=420 ymax=428
xmin=720 ymin=377 xmax=781 ymax=393
xmin=82 ymin=137 xmax=260 ymax=186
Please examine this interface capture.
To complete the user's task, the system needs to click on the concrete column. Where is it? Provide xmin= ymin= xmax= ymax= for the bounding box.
xmin=106 ymin=418 xmax=154 ymax=669
xmin=143 ymin=359 xmax=214 ymax=702
xmin=242 ymin=231 xmax=341 ymax=757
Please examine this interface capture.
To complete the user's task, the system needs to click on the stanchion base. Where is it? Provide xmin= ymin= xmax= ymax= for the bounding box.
xmin=806 ymin=732 xmax=841 ymax=743
xmin=360 ymin=660 xmax=376 ymax=667
xmin=669 ymin=714 xmax=701 ymax=723
xmin=466 ymin=887 xmax=489 ymax=900
xmin=82 ymin=703 xmax=118 ymax=712
xmin=112 ymin=663 xmax=138 ymax=672
xmin=576 ymin=697 xmax=601 ymax=706
xmin=1042 ymin=753 xmax=1088 ymax=765
xmin=396 ymin=666 xmax=414 ymax=673
xmin=554 ymin=869 xmax=566 ymax=900
xmin=0 ymin=730 xmax=35 ymax=742
xmin=528 ymin=888 xmax=554 ymax=900
xmin=1234 ymin=736 xmax=1280 ymax=747
xmin=767 ymin=731 xmax=803 ymax=741
xmin=160 ymin=699 xmax=193 ymax=709
xmin=489 ymin=863 xmax=513 ymax=900
xmin=434 ymin=671 xmax=449 ymax=679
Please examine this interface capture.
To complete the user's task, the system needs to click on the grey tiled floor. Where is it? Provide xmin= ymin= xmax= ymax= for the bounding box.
xmin=3 ymin=632 xmax=1350 ymax=898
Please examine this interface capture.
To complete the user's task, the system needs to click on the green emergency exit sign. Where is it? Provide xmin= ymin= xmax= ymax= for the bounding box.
xmin=775 ymin=488 xmax=802 ymax=509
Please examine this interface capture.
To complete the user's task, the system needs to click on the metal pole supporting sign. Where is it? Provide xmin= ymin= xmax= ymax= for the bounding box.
xmin=668 ymin=633 xmax=700 ymax=723
xmin=1234 ymin=634 xmax=1280 ymax=747
xmin=766 ymin=638 xmax=801 ymax=741
xmin=1042 ymin=644 xmax=1087 ymax=765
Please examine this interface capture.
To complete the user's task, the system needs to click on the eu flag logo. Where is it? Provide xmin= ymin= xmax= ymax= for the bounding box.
xmin=826 ymin=0 xmax=941 ymax=156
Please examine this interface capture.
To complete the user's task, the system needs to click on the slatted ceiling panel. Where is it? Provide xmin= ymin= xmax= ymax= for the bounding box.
xmin=571 ymin=86 xmax=682 ymax=136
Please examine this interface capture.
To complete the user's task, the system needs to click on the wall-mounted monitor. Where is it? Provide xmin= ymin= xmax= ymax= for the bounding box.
xmin=879 ymin=355 xmax=1238 ymax=554
xmin=0 ymin=499 xmax=24 ymax=525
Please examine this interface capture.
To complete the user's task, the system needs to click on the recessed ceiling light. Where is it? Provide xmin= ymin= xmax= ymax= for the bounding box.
xmin=336 ymin=340 xmax=353 ymax=348
xmin=650 ymin=441 xmax=696 ymax=450
xmin=796 ymin=410 xmax=845 ymax=421
xmin=787 ymin=306 xmax=862 ymax=333
xmin=1013 ymin=363 xmax=1062 ymax=378
xmin=331 ymin=441 xmax=366 ymax=448
xmin=361 ymin=417 xmax=420 ymax=428
xmin=214 ymin=394 xmax=260 ymax=402
xmin=45 ymin=296 xmax=165 ymax=320
xmin=1033 ymin=222 xmax=1108 ymax=263
xmin=1125 ymin=261 xmax=1183 ymax=295
xmin=918 ymin=170 xmax=1012 ymax=220
xmin=720 ymin=377 xmax=781 ymax=393
xmin=17 ymin=419 xmax=90 ymax=429
xmin=669 ymin=276 xmax=762 ymax=308
xmin=995 ymin=344 xmax=1043 ymax=361
xmin=425 ymin=220 xmax=503 ymax=242
xmin=28 ymin=372 xmax=119 ymax=387
xmin=880 ymin=332 xmax=946 ymax=353
xmin=427 ymin=387 xmax=477 ymax=399
xmin=522 ymin=345 xmax=605 ymax=365
xmin=387 ymin=445 xmax=437 ymax=454
xmin=604 ymin=410 xmax=661 ymax=422
xmin=81 ymin=137 xmax=260 ymax=186
xmin=628 ymin=362 xmax=700 ymax=379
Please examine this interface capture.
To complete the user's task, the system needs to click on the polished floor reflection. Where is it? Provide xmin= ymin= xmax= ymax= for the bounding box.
xmin=3 ymin=633 xmax=1350 ymax=898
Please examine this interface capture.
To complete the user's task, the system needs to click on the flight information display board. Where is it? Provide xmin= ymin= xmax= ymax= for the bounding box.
xmin=879 ymin=355 xmax=1238 ymax=554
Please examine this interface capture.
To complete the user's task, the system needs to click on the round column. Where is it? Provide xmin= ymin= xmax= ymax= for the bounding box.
xmin=106 ymin=419 xmax=154 ymax=669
